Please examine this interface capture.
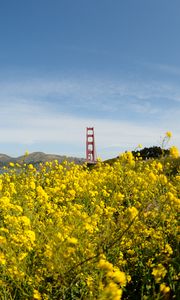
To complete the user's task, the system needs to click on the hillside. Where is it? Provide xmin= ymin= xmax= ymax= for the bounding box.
xmin=0 ymin=152 xmax=86 ymax=168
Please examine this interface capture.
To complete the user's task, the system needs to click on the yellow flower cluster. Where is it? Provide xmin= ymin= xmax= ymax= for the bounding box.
xmin=170 ymin=146 xmax=179 ymax=158
xmin=0 ymin=152 xmax=179 ymax=299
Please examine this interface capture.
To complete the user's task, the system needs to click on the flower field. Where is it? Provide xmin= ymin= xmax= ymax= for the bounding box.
xmin=0 ymin=149 xmax=179 ymax=299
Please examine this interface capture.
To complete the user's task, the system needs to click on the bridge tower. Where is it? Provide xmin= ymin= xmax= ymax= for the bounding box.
xmin=86 ymin=127 xmax=96 ymax=163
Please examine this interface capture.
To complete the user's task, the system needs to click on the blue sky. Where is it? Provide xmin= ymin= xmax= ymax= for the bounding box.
xmin=0 ymin=0 xmax=180 ymax=159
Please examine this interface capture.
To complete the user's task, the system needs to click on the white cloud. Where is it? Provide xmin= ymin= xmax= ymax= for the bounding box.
xmin=0 ymin=99 xmax=179 ymax=158
xmin=0 ymin=76 xmax=180 ymax=158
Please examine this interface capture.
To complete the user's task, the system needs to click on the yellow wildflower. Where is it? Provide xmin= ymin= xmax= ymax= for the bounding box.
xmin=98 ymin=259 xmax=113 ymax=271
xmin=152 ymin=264 xmax=167 ymax=283
xmin=0 ymin=236 xmax=6 ymax=244
xmin=25 ymin=230 xmax=36 ymax=243
xmin=67 ymin=237 xmax=78 ymax=245
xmin=127 ymin=206 xmax=138 ymax=220
xmin=100 ymin=282 xmax=123 ymax=300
xmin=107 ymin=269 xmax=127 ymax=286
xmin=33 ymin=289 xmax=42 ymax=300
xmin=166 ymin=131 xmax=172 ymax=138
xmin=0 ymin=252 xmax=6 ymax=265
xmin=160 ymin=283 xmax=170 ymax=294
xmin=170 ymin=146 xmax=179 ymax=158
xmin=28 ymin=164 xmax=34 ymax=170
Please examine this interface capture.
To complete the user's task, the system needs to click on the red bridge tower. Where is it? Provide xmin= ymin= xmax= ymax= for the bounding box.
xmin=86 ymin=127 xmax=96 ymax=163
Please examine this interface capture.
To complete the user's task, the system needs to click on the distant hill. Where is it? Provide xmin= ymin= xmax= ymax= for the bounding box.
xmin=0 ymin=154 xmax=12 ymax=163
xmin=0 ymin=152 xmax=86 ymax=168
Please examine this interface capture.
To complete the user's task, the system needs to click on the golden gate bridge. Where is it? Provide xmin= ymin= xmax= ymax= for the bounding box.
xmin=86 ymin=127 xmax=97 ymax=164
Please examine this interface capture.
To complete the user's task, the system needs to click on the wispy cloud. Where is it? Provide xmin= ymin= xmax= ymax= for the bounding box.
xmin=0 ymin=99 xmax=179 ymax=158
xmin=144 ymin=62 xmax=180 ymax=77
xmin=1 ymin=75 xmax=180 ymax=111
xmin=0 ymin=75 xmax=179 ymax=158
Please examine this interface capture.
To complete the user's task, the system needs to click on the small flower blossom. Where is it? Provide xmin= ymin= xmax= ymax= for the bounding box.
xmin=166 ymin=131 xmax=172 ymax=138
xmin=160 ymin=283 xmax=170 ymax=294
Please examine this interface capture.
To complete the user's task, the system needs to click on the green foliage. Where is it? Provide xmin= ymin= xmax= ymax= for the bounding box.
xmin=132 ymin=146 xmax=170 ymax=160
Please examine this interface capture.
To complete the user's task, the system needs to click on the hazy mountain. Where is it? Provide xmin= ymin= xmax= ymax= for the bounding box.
xmin=0 ymin=152 xmax=86 ymax=167
xmin=0 ymin=154 xmax=12 ymax=162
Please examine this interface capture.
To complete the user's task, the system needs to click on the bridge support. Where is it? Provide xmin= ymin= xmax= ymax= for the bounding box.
xmin=86 ymin=127 xmax=96 ymax=163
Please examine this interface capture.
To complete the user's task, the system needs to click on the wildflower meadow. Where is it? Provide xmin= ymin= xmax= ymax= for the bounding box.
xmin=0 ymin=140 xmax=179 ymax=299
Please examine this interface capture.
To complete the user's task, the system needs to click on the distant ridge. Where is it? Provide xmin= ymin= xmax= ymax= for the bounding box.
xmin=0 ymin=154 xmax=12 ymax=162
xmin=0 ymin=152 xmax=86 ymax=167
